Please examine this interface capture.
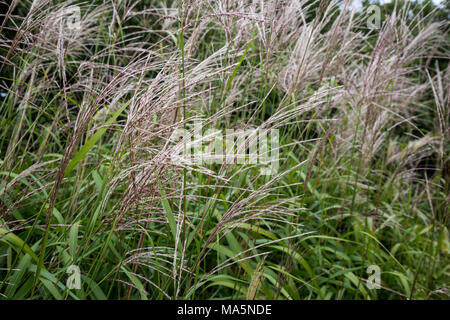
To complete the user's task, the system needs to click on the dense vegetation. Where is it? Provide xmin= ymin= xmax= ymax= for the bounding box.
xmin=0 ymin=0 xmax=448 ymax=300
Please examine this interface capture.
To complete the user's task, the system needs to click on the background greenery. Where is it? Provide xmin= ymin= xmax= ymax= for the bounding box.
xmin=0 ymin=0 xmax=448 ymax=299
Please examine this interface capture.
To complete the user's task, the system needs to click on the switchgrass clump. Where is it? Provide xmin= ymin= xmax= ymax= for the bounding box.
xmin=0 ymin=0 xmax=448 ymax=300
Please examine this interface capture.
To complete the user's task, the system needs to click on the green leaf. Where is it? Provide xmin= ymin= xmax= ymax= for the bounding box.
xmin=157 ymin=180 xmax=177 ymax=244
xmin=0 ymin=227 xmax=39 ymax=262
xmin=65 ymin=99 xmax=131 ymax=176
xmin=225 ymin=40 xmax=252 ymax=92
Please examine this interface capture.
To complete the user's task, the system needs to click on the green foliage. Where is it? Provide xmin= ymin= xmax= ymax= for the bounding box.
xmin=0 ymin=0 xmax=448 ymax=300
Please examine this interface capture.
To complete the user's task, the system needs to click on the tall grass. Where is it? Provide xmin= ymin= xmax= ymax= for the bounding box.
xmin=0 ymin=0 xmax=448 ymax=299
